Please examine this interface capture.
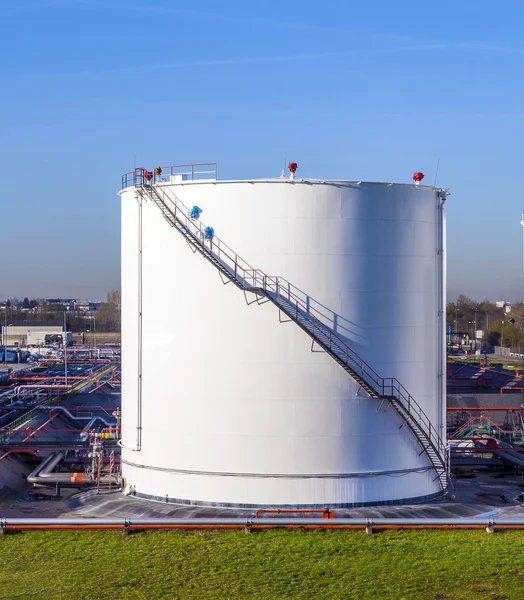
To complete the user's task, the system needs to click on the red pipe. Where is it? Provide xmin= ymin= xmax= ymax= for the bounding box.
xmin=451 ymin=446 xmax=524 ymax=451
xmin=14 ymin=376 xmax=86 ymax=381
xmin=4 ymin=524 xmax=524 ymax=531
xmin=447 ymin=407 xmax=524 ymax=411
xmin=19 ymin=429 xmax=94 ymax=434
xmin=0 ymin=449 xmax=37 ymax=462
xmin=2 ymin=445 xmax=119 ymax=450
xmin=255 ymin=509 xmax=332 ymax=518
xmin=22 ymin=412 xmax=59 ymax=442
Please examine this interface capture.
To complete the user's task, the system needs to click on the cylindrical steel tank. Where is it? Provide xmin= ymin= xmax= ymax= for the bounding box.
xmin=119 ymin=175 xmax=447 ymax=507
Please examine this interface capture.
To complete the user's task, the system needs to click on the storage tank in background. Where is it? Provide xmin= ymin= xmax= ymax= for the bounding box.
xmin=119 ymin=165 xmax=448 ymax=507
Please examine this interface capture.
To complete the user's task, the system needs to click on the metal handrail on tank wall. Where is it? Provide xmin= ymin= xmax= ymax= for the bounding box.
xmin=121 ymin=164 xmax=217 ymax=188
xmin=131 ymin=176 xmax=449 ymax=490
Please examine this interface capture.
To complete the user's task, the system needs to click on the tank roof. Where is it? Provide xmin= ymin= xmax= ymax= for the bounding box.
xmin=120 ymin=165 xmax=448 ymax=193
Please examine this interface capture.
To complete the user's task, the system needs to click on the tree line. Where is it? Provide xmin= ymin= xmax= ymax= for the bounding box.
xmin=1 ymin=291 xmax=121 ymax=333
xmin=447 ymin=295 xmax=524 ymax=349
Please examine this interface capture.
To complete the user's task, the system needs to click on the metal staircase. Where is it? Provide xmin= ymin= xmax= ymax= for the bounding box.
xmin=134 ymin=179 xmax=450 ymax=494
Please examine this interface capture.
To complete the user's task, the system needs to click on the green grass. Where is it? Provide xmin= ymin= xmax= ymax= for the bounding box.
xmin=1 ymin=529 xmax=524 ymax=599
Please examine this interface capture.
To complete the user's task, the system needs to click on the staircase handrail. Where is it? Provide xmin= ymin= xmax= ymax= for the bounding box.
xmin=143 ymin=182 xmax=447 ymax=465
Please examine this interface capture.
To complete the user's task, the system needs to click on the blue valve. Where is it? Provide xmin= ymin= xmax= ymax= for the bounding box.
xmin=190 ymin=206 xmax=202 ymax=219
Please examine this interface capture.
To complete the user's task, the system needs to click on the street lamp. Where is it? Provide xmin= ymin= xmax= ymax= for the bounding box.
xmin=63 ymin=311 xmax=68 ymax=386
xmin=87 ymin=314 xmax=97 ymax=359
xmin=474 ymin=308 xmax=478 ymax=351
xmin=2 ymin=304 xmax=6 ymax=365
xmin=2 ymin=304 xmax=10 ymax=366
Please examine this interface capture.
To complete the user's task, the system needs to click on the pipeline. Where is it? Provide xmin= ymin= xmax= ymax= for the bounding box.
xmin=22 ymin=411 xmax=59 ymax=442
xmin=79 ymin=417 xmax=112 ymax=440
xmin=0 ymin=517 xmax=523 ymax=532
xmin=15 ymin=385 xmax=71 ymax=397
xmin=36 ymin=406 xmax=115 ymax=441
xmin=0 ymin=449 xmax=37 ymax=462
xmin=26 ymin=453 xmax=58 ymax=483
xmin=27 ymin=452 xmax=85 ymax=486
xmin=494 ymin=448 xmax=524 ymax=468
xmin=37 ymin=406 xmax=114 ymax=429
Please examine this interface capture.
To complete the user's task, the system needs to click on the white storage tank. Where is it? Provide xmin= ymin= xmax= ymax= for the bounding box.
xmin=119 ymin=166 xmax=448 ymax=507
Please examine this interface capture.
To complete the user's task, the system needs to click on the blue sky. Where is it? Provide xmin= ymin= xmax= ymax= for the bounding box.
xmin=2 ymin=0 xmax=524 ymax=301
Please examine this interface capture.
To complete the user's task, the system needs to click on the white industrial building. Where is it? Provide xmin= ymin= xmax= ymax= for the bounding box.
xmin=2 ymin=323 xmax=71 ymax=347
xmin=119 ymin=166 xmax=449 ymax=508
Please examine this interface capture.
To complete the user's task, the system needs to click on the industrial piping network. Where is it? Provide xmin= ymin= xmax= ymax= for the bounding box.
xmin=133 ymin=175 xmax=450 ymax=492
xmin=26 ymin=452 xmax=80 ymax=486
xmin=0 ymin=518 xmax=523 ymax=532
xmin=0 ymin=364 xmax=116 ymax=441
xmin=19 ymin=404 xmax=119 ymax=487
xmin=33 ymin=405 xmax=116 ymax=439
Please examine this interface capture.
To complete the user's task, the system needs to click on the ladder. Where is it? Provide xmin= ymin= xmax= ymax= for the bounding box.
xmin=136 ymin=182 xmax=450 ymax=493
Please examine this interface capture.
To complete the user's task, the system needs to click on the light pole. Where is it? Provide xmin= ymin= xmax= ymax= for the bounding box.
xmin=521 ymin=213 xmax=524 ymax=272
xmin=2 ymin=303 xmax=6 ymax=365
xmin=474 ymin=308 xmax=478 ymax=351
xmin=89 ymin=314 xmax=97 ymax=358
xmin=501 ymin=320 xmax=505 ymax=351
xmin=469 ymin=321 xmax=475 ymax=352
xmin=63 ymin=310 xmax=68 ymax=387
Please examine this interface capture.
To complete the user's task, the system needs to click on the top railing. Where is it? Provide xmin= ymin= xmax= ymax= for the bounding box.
xmin=145 ymin=184 xmax=447 ymax=470
xmin=122 ymin=164 xmax=217 ymax=189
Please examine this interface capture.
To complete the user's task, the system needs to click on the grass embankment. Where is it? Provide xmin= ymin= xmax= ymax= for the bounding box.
xmin=71 ymin=332 xmax=120 ymax=345
xmin=447 ymin=356 xmax=522 ymax=371
xmin=1 ymin=529 xmax=524 ymax=599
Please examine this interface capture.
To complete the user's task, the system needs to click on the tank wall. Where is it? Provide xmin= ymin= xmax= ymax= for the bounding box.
xmin=120 ymin=180 xmax=444 ymax=506
xmin=169 ymin=181 xmax=440 ymax=420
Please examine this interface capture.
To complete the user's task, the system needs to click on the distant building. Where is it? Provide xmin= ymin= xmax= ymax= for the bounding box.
xmin=72 ymin=300 xmax=100 ymax=312
xmin=495 ymin=301 xmax=512 ymax=313
xmin=1 ymin=322 xmax=72 ymax=347
xmin=42 ymin=298 xmax=79 ymax=311
xmin=39 ymin=299 xmax=100 ymax=314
